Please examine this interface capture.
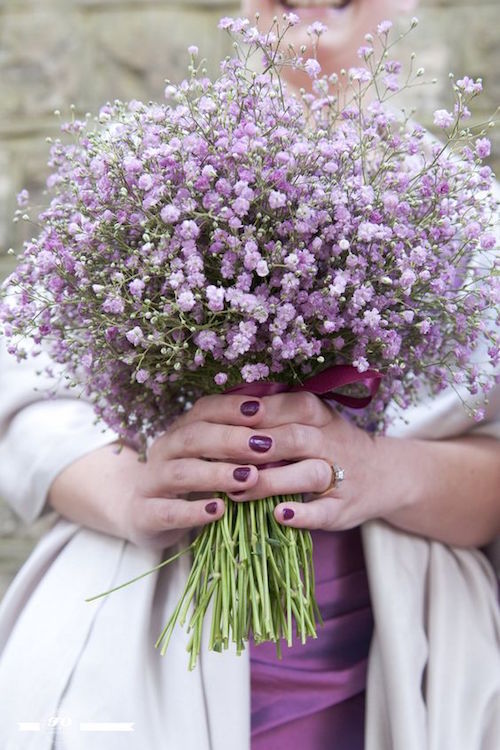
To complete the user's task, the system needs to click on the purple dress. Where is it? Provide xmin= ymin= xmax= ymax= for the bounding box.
xmin=250 ymin=527 xmax=373 ymax=749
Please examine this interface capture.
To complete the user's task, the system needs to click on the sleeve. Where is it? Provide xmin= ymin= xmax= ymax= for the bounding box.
xmin=0 ymin=338 xmax=118 ymax=524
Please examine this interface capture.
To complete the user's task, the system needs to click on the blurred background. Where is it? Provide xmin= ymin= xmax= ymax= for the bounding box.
xmin=0 ymin=0 xmax=499 ymax=599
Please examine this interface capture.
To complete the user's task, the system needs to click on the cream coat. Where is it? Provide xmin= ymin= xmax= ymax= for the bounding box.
xmin=0 ymin=342 xmax=498 ymax=750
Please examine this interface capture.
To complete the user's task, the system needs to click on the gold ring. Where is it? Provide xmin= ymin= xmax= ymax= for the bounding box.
xmin=320 ymin=463 xmax=345 ymax=496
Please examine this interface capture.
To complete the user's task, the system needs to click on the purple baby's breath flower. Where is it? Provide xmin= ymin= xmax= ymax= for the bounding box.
xmin=353 ymin=357 xmax=370 ymax=373
xmin=135 ymin=369 xmax=150 ymax=383
xmin=256 ymin=260 xmax=269 ymax=277
xmin=304 ymin=59 xmax=321 ymax=79
xmin=138 ymin=174 xmax=154 ymax=191
xmin=126 ymin=326 xmax=144 ymax=346
xmin=268 ymin=190 xmax=287 ymax=210
xmin=358 ymin=45 xmax=373 ymax=60
xmin=129 ymin=279 xmax=145 ymax=299
xmin=475 ymin=138 xmax=491 ymax=159
xmin=377 ymin=20 xmax=393 ymax=35
xmin=102 ymin=296 xmax=125 ymax=314
xmin=241 ymin=363 xmax=270 ymax=383
xmin=480 ymin=234 xmax=496 ymax=250
xmin=178 ymin=290 xmax=196 ymax=312
xmin=307 ymin=21 xmax=327 ymax=36
xmin=214 ymin=372 xmax=228 ymax=385
xmin=218 ymin=17 xmax=233 ymax=30
xmin=123 ymin=156 xmax=143 ymax=174
xmin=161 ymin=204 xmax=181 ymax=223
xmin=206 ymin=285 xmax=225 ymax=311
xmin=285 ymin=13 xmax=300 ymax=27
xmin=433 ymin=109 xmax=454 ymax=129
xmin=16 ymin=189 xmax=30 ymax=208
xmin=456 ymin=76 xmax=482 ymax=94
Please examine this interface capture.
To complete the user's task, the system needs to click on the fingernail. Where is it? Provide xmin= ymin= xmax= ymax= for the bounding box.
xmin=249 ymin=435 xmax=272 ymax=453
xmin=205 ymin=501 xmax=218 ymax=515
xmin=240 ymin=400 xmax=260 ymax=417
xmin=233 ymin=467 xmax=251 ymax=482
xmin=282 ymin=508 xmax=295 ymax=521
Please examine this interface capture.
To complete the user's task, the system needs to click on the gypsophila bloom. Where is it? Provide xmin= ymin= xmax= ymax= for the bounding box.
xmin=16 ymin=189 xmax=30 ymax=208
xmin=307 ymin=21 xmax=327 ymax=37
xmin=304 ymin=59 xmax=321 ymax=79
xmin=475 ymin=138 xmax=491 ymax=159
xmin=433 ymin=109 xmax=454 ymax=129
xmin=0 ymin=15 xmax=497 ymax=451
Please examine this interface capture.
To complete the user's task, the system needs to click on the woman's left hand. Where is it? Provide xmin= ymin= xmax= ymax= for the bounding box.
xmin=177 ymin=391 xmax=388 ymax=531
xmin=225 ymin=391 xmax=382 ymax=530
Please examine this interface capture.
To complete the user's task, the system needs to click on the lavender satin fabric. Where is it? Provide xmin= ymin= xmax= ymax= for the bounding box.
xmin=250 ymin=527 xmax=374 ymax=749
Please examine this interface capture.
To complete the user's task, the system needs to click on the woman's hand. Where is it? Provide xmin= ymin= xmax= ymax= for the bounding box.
xmin=165 ymin=391 xmax=380 ymax=531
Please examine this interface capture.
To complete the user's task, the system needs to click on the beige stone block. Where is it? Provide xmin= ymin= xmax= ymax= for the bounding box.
xmin=80 ymin=7 xmax=238 ymax=109
xmin=0 ymin=7 xmax=88 ymax=120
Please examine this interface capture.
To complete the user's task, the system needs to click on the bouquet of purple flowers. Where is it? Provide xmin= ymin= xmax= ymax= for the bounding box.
xmin=1 ymin=15 xmax=498 ymax=668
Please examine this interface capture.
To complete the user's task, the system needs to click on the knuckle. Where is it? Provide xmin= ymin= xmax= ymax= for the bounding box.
xmin=286 ymin=422 xmax=307 ymax=455
xmin=179 ymin=423 xmax=198 ymax=454
xmin=220 ymin=425 xmax=242 ymax=456
xmin=189 ymin=395 xmax=209 ymax=417
xmin=313 ymin=461 xmax=332 ymax=492
xmin=156 ymin=502 xmax=178 ymax=530
xmin=147 ymin=435 xmax=164 ymax=462
xmin=296 ymin=391 xmax=321 ymax=423
xmin=219 ymin=463 xmax=235 ymax=490
xmin=168 ymin=460 xmax=190 ymax=490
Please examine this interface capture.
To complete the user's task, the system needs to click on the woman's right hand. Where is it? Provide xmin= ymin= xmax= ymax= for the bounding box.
xmin=48 ymin=395 xmax=263 ymax=551
xmin=120 ymin=397 xmax=266 ymax=549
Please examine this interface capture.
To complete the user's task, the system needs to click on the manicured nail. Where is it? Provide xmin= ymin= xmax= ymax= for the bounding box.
xmin=249 ymin=435 xmax=272 ymax=453
xmin=240 ymin=400 xmax=260 ymax=417
xmin=282 ymin=508 xmax=295 ymax=521
xmin=233 ymin=466 xmax=251 ymax=482
xmin=205 ymin=501 xmax=218 ymax=515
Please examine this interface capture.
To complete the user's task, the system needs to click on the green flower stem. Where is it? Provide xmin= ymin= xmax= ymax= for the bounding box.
xmin=220 ymin=544 xmax=230 ymax=647
xmin=258 ymin=500 xmax=272 ymax=637
xmin=284 ymin=542 xmax=292 ymax=648
xmin=85 ymin=542 xmax=195 ymax=603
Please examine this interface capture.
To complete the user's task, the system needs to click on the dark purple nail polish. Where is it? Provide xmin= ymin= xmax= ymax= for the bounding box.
xmin=205 ymin=501 xmax=218 ymax=515
xmin=249 ymin=435 xmax=272 ymax=453
xmin=240 ymin=400 xmax=260 ymax=417
xmin=233 ymin=466 xmax=251 ymax=482
xmin=282 ymin=508 xmax=295 ymax=521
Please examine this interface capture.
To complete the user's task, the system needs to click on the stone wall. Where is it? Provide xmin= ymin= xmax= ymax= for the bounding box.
xmin=0 ymin=0 xmax=498 ymax=598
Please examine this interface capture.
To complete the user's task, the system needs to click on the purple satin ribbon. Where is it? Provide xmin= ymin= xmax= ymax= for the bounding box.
xmin=226 ymin=364 xmax=381 ymax=409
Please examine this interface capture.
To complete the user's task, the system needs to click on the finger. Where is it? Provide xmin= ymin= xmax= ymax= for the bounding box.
xmin=173 ymin=394 xmax=265 ymax=430
xmin=150 ymin=458 xmax=259 ymax=496
xmin=139 ymin=496 xmax=226 ymax=537
xmin=226 ymin=459 xmax=333 ymax=502
xmin=172 ymin=391 xmax=334 ymax=431
xmin=258 ymin=391 xmax=333 ymax=428
xmin=272 ymin=497 xmax=355 ymax=532
xmin=155 ymin=421 xmax=329 ymax=463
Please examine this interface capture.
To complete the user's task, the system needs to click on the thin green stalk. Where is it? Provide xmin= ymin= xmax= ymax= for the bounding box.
xmin=85 ymin=541 xmax=196 ymax=603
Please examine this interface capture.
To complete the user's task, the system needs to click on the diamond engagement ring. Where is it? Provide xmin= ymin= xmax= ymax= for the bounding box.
xmin=320 ymin=463 xmax=345 ymax=495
